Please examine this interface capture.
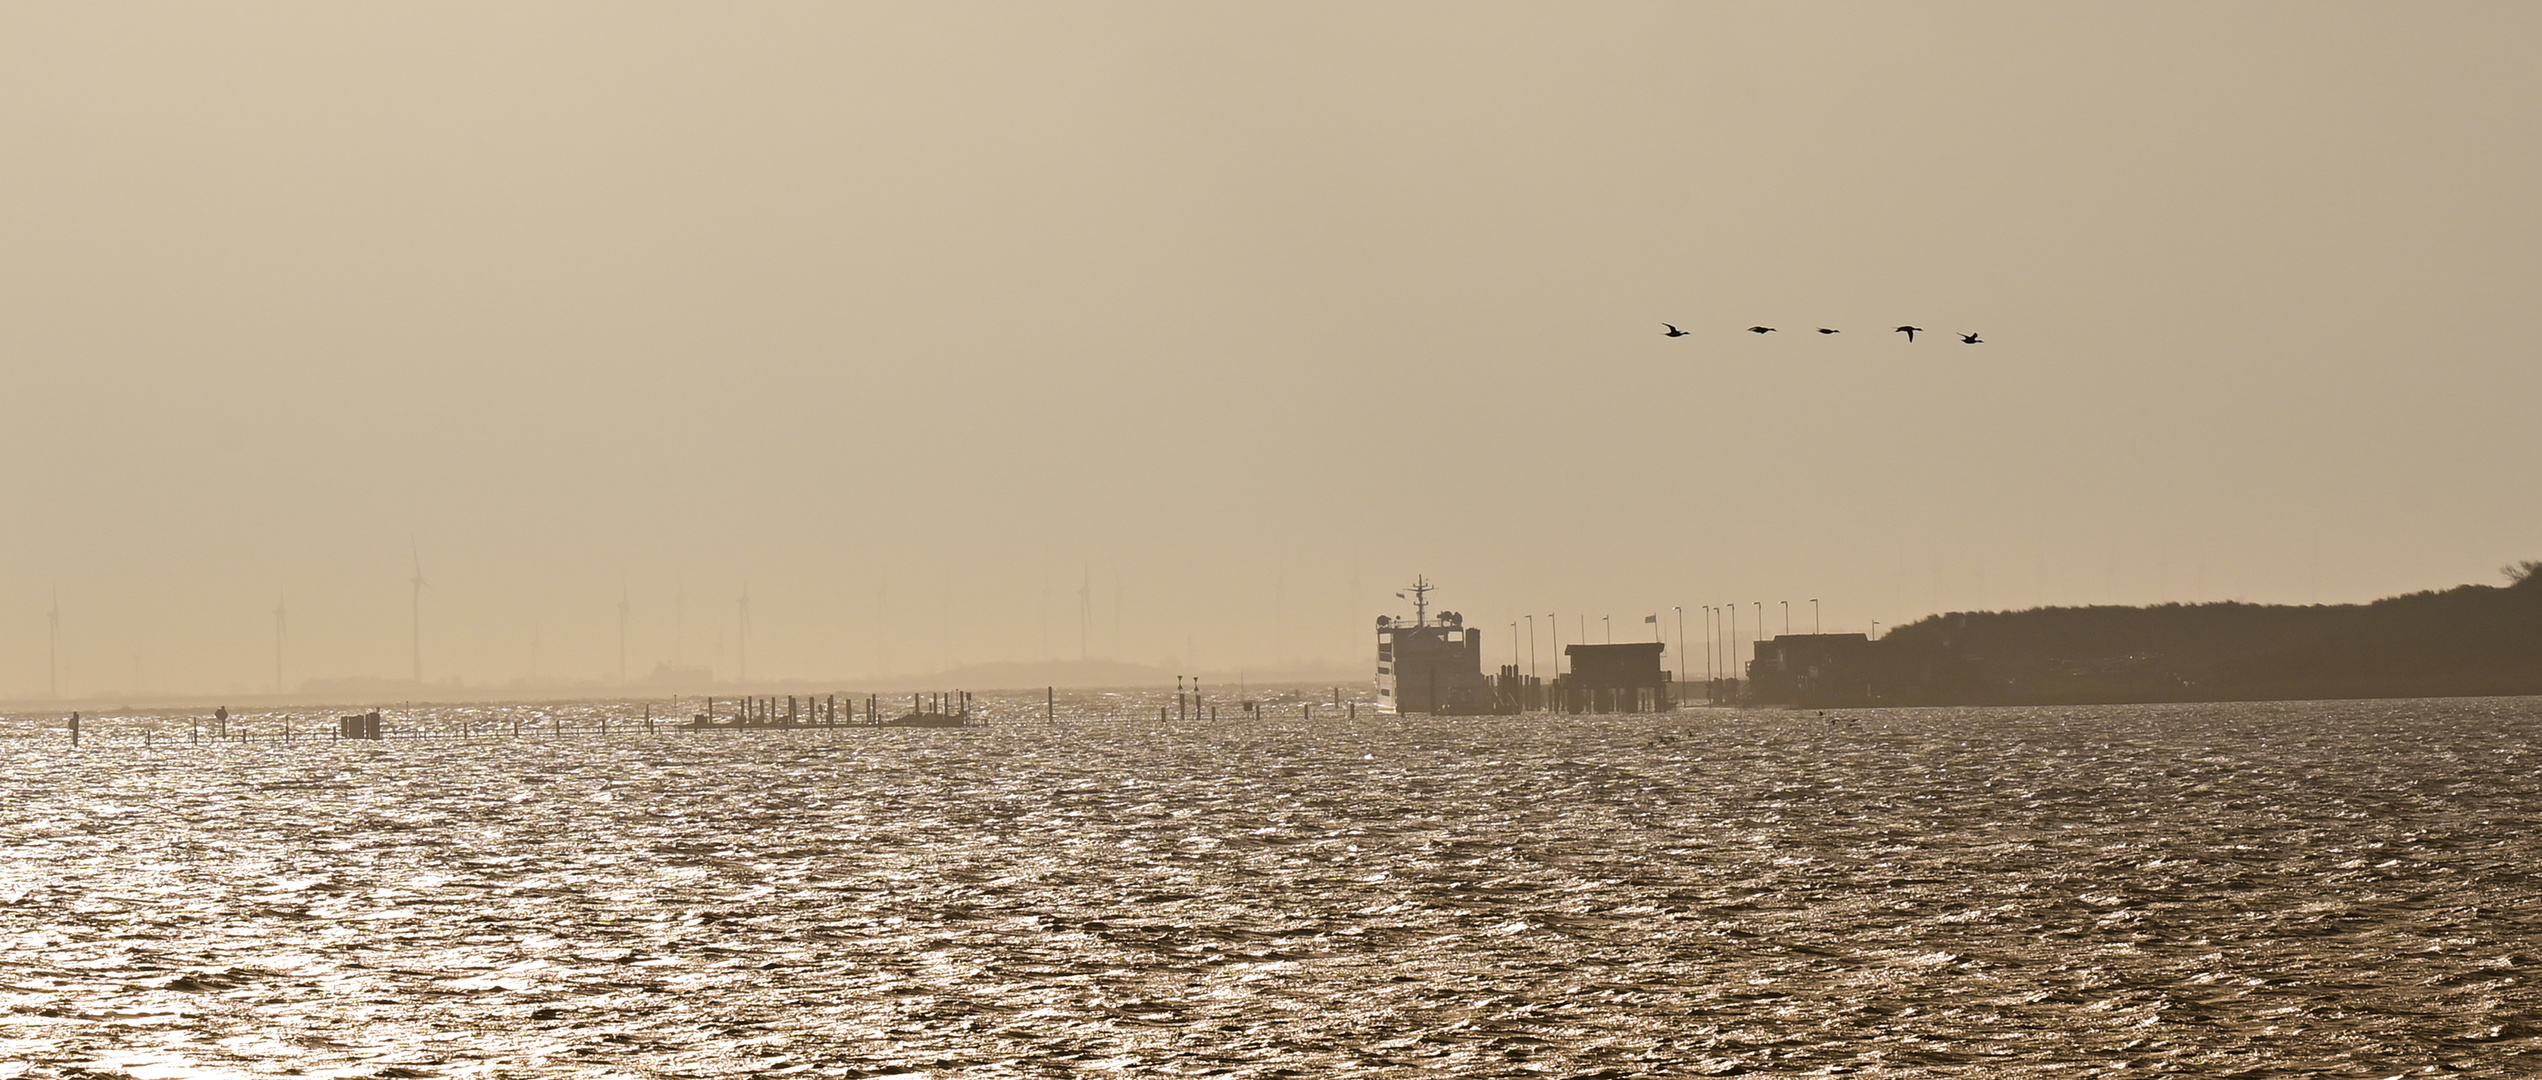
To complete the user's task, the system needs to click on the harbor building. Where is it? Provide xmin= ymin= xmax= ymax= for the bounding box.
xmin=1560 ymin=642 xmax=1674 ymax=713
xmin=1746 ymin=633 xmax=1879 ymax=706
xmin=1744 ymin=632 xmax=1982 ymax=706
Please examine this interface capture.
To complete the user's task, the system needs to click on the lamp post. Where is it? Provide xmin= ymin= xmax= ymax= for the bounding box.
xmin=1526 ymin=614 xmax=1537 ymax=680
xmin=1871 ymin=620 xmax=1881 ymax=639
xmin=1701 ymin=607 xmax=1714 ymax=699
xmin=1602 ymin=614 xmax=1611 ymax=643
xmin=1781 ymin=600 xmax=1789 ymax=636
xmin=1723 ymin=604 xmax=1735 ymax=697
xmin=1812 ymin=598 xmax=1820 ymax=635
xmin=1674 ymin=606 xmax=1685 ymax=698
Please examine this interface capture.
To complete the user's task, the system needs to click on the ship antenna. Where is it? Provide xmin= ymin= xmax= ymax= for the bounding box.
xmin=1406 ymin=575 xmax=1433 ymax=627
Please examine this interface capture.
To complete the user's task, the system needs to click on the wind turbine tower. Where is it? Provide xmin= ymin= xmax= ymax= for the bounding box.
xmin=409 ymin=543 xmax=429 ymax=685
xmin=618 ymin=585 xmax=632 ymax=686
xmin=736 ymin=586 xmax=751 ymax=687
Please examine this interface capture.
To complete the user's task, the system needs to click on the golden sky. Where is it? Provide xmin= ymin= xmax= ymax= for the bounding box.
xmin=4 ymin=3 xmax=2537 ymax=696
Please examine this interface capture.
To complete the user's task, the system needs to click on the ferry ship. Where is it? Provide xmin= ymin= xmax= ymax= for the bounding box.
xmin=1374 ymin=577 xmax=1506 ymax=715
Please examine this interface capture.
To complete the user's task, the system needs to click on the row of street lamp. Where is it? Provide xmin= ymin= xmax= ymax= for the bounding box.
xmin=1509 ymin=598 xmax=1866 ymax=686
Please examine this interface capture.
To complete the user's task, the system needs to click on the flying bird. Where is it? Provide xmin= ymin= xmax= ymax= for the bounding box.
xmin=1746 ymin=326 xmax=1776 ymax=334
xmin=1817 ymin=328 xmax=1840 ymax=334
xmin=1960 ymin=332 xmax=1983 ymax=344
xmin=1895 ymin=326 xmax=1923 ymax=342
xmin=1663 ymin=323 xmax=1689 ymax=337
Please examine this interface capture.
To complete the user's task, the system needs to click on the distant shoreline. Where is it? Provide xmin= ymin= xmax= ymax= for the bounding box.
xmin=1762 ymin=569 xmax=2542 ymax=708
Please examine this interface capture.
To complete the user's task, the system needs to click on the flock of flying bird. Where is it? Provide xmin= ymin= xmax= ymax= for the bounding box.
xmin=1664 ymin=323 xmax=1981 ymax=343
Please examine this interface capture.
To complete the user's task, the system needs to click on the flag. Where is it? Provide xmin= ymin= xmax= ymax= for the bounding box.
xmin=1643 ymin=614 xmax=1658 ymax=624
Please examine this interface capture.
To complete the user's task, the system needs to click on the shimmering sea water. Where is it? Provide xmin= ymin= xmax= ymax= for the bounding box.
xmin=2 ymin=694 xmax=2538 ymax=1078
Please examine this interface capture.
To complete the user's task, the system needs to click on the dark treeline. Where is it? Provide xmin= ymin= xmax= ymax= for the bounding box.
xmin=1877 ymin=562 xmax=2542 ymax=704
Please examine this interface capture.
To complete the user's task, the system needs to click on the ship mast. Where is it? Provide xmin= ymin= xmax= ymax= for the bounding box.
xmin=1400 ymin=575 xmax=1434 ymax=627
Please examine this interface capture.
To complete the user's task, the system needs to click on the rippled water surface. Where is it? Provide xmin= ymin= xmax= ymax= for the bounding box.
xmin=3 ymin=694 xmax=2539 ymax=1077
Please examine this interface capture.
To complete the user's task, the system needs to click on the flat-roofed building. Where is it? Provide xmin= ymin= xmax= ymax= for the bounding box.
xmin=1561 ymin=641 xmax=1673 ymax=713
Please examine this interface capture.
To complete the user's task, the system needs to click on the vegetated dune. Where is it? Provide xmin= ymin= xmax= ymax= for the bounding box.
xmin=1879 ymin=565 xmax=2542 ymax=703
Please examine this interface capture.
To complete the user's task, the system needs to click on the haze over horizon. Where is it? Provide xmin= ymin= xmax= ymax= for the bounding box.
xmin=4 ymin=3 xmax=2536 ymax=699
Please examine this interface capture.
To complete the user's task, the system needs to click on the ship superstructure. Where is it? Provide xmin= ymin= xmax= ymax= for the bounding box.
xmin=1374 ymin=577 xmax=1500 ymax=714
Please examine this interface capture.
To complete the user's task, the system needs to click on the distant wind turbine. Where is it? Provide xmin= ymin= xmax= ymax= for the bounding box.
xmin=274 ymin=587 xmax=287 ymax=695
xmin=618 ymin=585 xmax=633 ymax=686
xmin=409 ymin=541 xmax=429 ymax=685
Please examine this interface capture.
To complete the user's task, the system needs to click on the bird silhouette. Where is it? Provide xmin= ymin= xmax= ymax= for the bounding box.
xmin=1960 ymin=332 xmax=1983 ymax=344
xmin=1895 ymin=326 xmax=1923 ymax=342
xmin=1663 ymin=323 xmax=1689 ymax=337
xmin=1817 ymin=328 xmax=1840 ymax=334
xmin=1746 ymin=326 xmax=1776 ymax=334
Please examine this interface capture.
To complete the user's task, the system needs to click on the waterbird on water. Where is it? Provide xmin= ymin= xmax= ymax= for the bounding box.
xmin=1895 ymin=326 xmax=1923 ymax=341
xmin=1663 ymin=323 xmax=1689 ymax=337
xmin=1746 ymin=326 xmax=1776 ymax=334
xmin=1961 ymin=332 xmax=1983 ymax=344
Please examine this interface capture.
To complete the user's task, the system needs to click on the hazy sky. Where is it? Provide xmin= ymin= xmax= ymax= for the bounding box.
xmin=4 ymin=3 xmax=2537 ymax=698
